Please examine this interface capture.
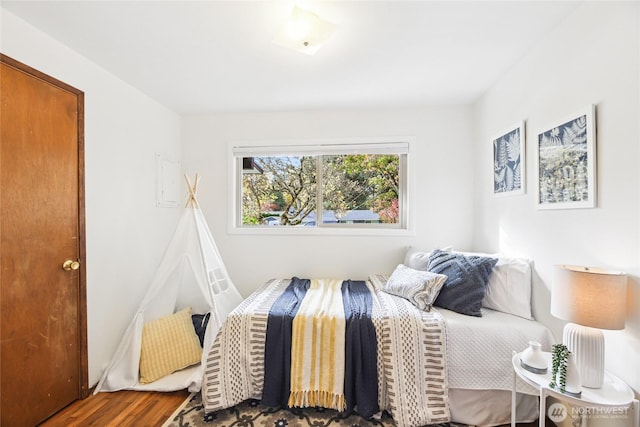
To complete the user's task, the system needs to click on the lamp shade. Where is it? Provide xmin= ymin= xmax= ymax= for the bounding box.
xmin=551 ymin=265 xmax=627 ymax=330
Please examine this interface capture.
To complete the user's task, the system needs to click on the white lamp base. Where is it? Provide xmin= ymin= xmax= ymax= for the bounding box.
xmin=563 ymin=322 xmax=604 ymax=388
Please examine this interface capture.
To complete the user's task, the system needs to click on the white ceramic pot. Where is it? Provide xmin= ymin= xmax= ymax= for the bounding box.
xmin=562 ymin=353 xmax=582 ymax=396
xmin=553 ymin=352 xmax=582 ymax=397
xmin=521 ymin=341 xmax=547 ymax=373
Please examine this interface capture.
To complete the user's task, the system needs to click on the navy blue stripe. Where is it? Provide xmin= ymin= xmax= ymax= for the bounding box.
xmin=261 ymin=277 xmax=310 ymax=407
xmin=341 ymin=280 xmax=379 ymax=418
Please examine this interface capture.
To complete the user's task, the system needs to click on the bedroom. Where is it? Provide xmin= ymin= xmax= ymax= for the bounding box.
xmin=1 ymin=1 xmax=638 ymax=426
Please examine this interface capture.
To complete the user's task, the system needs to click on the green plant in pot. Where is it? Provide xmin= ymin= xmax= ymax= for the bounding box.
xmin=549 ymin=344 xmax=570 ymax=392
xmin=549 ymin=343 xmax=581 ymax=397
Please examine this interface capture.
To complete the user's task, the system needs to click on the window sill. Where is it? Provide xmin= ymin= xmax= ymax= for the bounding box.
xmin=227 ymin=225 xmax=415 ymax=237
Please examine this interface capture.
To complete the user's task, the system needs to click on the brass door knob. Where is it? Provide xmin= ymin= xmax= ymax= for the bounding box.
xmin=62 ymin=260 xmax=80 ymax=271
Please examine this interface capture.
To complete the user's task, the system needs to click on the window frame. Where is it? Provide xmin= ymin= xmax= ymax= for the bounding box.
xmin=228 ymin=136 xmax=414 ymax=236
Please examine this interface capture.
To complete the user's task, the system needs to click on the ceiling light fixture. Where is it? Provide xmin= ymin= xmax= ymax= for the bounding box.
xmin=272 ymin=5 xmax=336 ymax=55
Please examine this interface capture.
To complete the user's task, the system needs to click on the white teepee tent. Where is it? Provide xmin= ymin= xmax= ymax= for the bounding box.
xmin=94 ymin=174 xmax=243 ymax=393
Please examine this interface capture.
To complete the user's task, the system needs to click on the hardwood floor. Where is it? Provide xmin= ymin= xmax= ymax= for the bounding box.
xmin=40 ymin=389 xmax=546 ymax=427
xmin=40 ymin=389 xmax=190 ymax=427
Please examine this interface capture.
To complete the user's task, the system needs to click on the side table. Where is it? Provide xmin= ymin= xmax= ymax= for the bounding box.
xmin=511 ymin=351 xmax=638 ymax=426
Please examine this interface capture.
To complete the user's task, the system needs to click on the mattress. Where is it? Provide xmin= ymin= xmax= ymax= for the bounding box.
xmin=439 ymin=306 xmax=555 ymax=394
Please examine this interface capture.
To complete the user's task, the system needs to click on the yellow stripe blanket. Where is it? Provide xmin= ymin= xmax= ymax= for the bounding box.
xmin=288 ymin=279 xmax=346 ymax=411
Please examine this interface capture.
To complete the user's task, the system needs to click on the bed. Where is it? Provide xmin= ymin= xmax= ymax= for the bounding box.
xmin=201 ymin=249 xmax=556 ymax=427
xmin=441 ymin=307 xmax=554 ymax=425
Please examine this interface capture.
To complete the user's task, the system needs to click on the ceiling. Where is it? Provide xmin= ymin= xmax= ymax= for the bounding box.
xmin=2 ymin=1 xmax=581 ymax=115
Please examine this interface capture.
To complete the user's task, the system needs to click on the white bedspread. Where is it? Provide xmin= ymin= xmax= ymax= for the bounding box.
xmin=439 ymin=307 xmax=555 ymax=394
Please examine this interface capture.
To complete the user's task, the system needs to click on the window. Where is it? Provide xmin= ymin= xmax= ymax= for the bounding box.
xmin=230 ymin=138 xmax=410 ymax=233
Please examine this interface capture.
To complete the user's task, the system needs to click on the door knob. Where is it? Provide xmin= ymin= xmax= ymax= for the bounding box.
xmin=62 ymin=260 xmax=80 ymax=271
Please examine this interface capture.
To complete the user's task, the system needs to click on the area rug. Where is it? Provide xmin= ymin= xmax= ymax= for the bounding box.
xmin=162 ymin=393 xmax=455 ymax=427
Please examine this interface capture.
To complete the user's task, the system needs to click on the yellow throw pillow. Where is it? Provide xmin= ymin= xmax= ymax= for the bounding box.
xmin=139 ymin=306 xmax=202 ymax=384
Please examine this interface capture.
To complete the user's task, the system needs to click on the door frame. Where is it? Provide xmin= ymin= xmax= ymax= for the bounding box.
xmin=1 ymin=54 xmax=89 ymax=399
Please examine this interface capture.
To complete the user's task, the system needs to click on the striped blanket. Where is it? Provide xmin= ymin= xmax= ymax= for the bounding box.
xmin=289 ymin=279 xmax=347 ymax=410
xmin=262 ymin=278 xmax=378 ymax=416
xmin=202 ymin=276 xmax=450 ymax=427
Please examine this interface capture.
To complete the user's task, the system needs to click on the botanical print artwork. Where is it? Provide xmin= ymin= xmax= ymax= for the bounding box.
xmin=493 ymin=124 xmax=524 ymax=195
xmin=538 ymin=113 xmax=592 ymax=207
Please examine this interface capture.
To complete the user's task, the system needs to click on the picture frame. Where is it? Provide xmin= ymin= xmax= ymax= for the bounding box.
xmin=493 ymin=121 xmax=525 ymax=196
xmin=536 ymin=105 xmax=596 ymax=210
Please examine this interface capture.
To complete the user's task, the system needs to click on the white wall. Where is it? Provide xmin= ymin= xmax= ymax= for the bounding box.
xmin=473 ymin=1 xmax=640 ymax=394
xmin=1 ymin=10 xmax=183 ymax=387
xmin=182 ymin=107 xmax=475 ymax=297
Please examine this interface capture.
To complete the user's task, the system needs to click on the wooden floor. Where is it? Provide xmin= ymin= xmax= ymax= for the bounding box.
xmin=40 ymin=389 xmax=190 ymax=427
xmin=41 ymin=389 xmax=545 ymax=427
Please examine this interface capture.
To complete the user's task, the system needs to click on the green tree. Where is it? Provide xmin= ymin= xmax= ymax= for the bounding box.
xmin=322 ymin=155 xmax=367 ymax=220
xmin=337 ymin=154 xmax=399 ymax=222
xmin=242 ymin=156 xmax=316 ymax=225
xmin=242 ymin=172 xmax=270 ymax=224
xmin=271 ymin=156 xmax=316 ymax=225
xmin=241 ymin=154 xmax=399 ymax=225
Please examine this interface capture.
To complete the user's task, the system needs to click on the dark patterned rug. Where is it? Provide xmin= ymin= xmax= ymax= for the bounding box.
xmin=162 ymin=393 xmax=454 ymax=427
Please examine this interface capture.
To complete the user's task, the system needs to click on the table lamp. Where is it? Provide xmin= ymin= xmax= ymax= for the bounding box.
xmin=551 ymin=265 xmax=627 ymax=388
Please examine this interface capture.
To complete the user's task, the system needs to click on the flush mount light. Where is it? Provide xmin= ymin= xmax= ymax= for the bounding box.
xmin=272 ymin=5 xmax=336 ymax=55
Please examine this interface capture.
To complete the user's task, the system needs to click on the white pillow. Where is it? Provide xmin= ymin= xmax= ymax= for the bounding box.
xmin=383 ymin=264 xmax=448 ymax=311
xmin=403 ymin=246 xmax=431 ymax=270
xmin=483 ymin=256 xmax=533 ymax=320
xmin=403 ymin=245 xmax=452 ymax=271
xmin=452 ymin=249 xmax=532 ymax=319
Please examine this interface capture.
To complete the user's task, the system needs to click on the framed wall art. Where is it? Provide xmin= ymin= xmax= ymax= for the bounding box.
xmin=536 ymin=105 xmax=596 ymax=209
xmin=493 ymin=121 xmax=525 ymax=196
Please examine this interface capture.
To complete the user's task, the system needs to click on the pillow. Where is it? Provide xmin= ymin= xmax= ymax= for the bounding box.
xmin=139 ymin=306 xmax=203 ymax=384
xmin=483 ymin=257 xmax=533 ymax=319
xmin=404 ymin=247 xmax=431 ymax=271
xmin=403 ymin=245 xmax=452 ymax=271
xmin=383 ymin=264 xmax=448 ymax=311
xmin=449 ymin=249 xmax=533 ymax=319
xmin=191 ymin=312 xmax=211 ymax=347
xmin=427 ymin=249 xmax=498 ymax=317
xmin=423 ymin=248 xmax=533 ymax=319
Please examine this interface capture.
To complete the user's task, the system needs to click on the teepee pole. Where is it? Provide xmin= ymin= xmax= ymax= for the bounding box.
xmin=185 ymin=173 xmax=201 ymax=208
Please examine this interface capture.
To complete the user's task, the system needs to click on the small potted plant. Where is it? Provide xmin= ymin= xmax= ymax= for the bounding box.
xmin=549 ymin=343 xmax=581 ymax=397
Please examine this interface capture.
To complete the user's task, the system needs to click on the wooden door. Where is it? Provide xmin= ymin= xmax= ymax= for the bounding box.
xmin=1 ymin=55 xmax=88 ymax=426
